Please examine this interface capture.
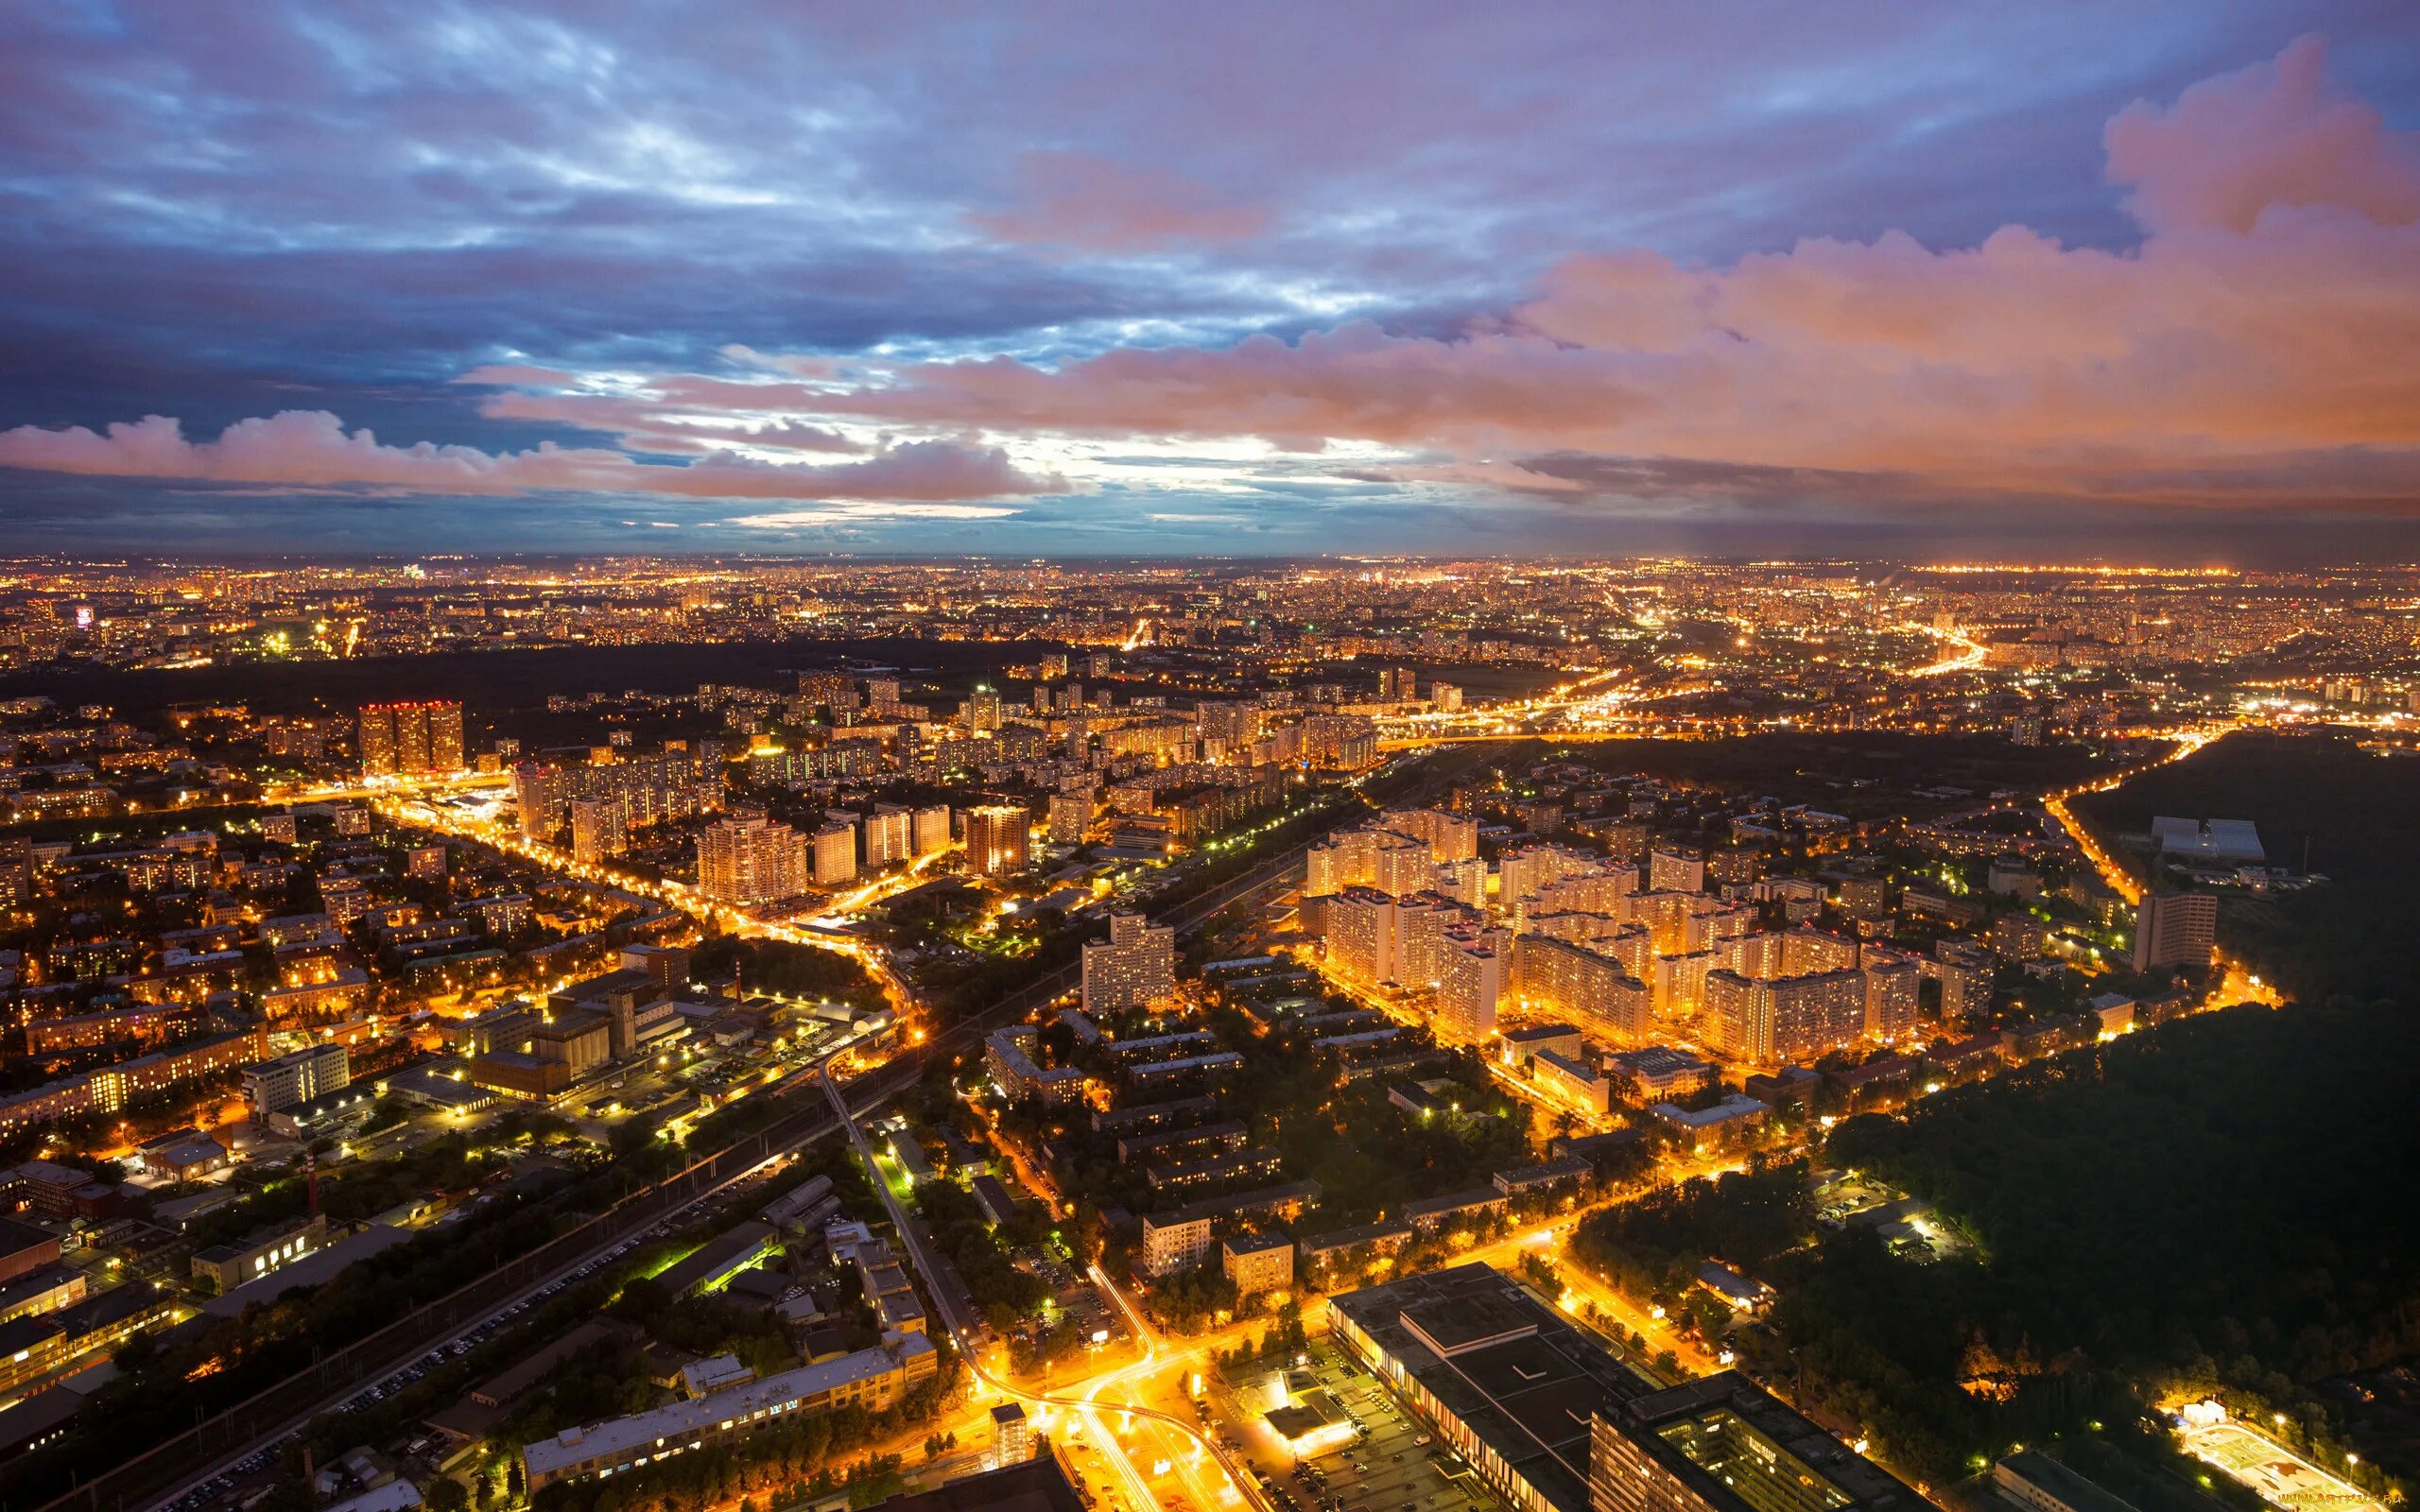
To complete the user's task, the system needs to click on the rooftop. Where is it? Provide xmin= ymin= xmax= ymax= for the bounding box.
xmin=1610 ymin=1371 xmax=1931 ymax=1512
xmin=1996 ymin=1451 xmax=2143 ymax=1512
xmin=863 ymin=1457 xmax=1085 ymax=1512
xmin=524 ymin=1335 xmax=934 ymax=1480
xmin=1331 ymin=1264 xmax=1658 ymax=1512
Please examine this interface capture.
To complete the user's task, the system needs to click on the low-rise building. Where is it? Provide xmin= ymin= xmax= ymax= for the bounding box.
xmin=520 ymin=1332 xmax=938 ymax=1490
xmin=1649 ymin=1094 xmax=1770 ymax=1150
xmin=1222 ymin=1233 xmax=1294 ymax=1297
xmin=1995 ymin=1451 xmax=2143 ymax=1512
xmin=191 ymin=1212 xmax=329 ymax=1293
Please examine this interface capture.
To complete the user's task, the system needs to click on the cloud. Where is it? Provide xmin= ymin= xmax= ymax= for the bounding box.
xmin=727 ymin=502 xmax=1025 ymax=528
xmin=0 ymin=410 xmax=1061 ymax=502
xmin=753 ymin=38 xmax=2420 ymax=507
xmin=475 ymin=389 xmax=863 ymax=455
xmin=6 ymin=32 xmax=2414 ymax=524
xmin=2105 ymin=34 xmax=2420 ymax=233
xmin=970 ymin=150 xmax=1272 ymax=252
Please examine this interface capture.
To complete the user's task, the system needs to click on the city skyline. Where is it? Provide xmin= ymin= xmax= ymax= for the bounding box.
xmin=0 ymin=559 xmax=2407 ymax=1512
xmin=1 ymin=6 xmax=2417 ymax=557
xmin=0 ymin=13 xmax=2416 ymax=1512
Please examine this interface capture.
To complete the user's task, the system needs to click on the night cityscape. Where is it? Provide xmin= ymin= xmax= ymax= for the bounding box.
xmin=0 ymin=14 xmax=2415 ymax=1512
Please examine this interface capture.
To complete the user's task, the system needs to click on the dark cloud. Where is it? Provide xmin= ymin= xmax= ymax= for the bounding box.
xmin=0 ymin=3 xmax=2415 ymax=552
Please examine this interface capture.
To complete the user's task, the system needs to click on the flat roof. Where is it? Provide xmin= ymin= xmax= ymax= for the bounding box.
xmin=1223 ymin=1232 xmax=1292 ymax=1256
xmin=1331 ymin=1263 xmax=1657 ymax=1512
xmin=1300 ymin=1220 xmax=1413 ymax=1256
xmin=1997 ymin=1451 xmax=2142 ymax=1512
xmin=865 ymin=1457 xmax=1084 ymax=1512
xmin=1614 ymin=1371 xmax=1932 ymax=1512
xmin=525 ymin=1335 xmax=934 ymax=1479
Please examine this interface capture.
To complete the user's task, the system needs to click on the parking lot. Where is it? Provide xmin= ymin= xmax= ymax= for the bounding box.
xmin=1227 ymin=1346 xmax=1497 ymax=1512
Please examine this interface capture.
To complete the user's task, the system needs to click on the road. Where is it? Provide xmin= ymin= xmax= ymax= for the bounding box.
xmin=821 ymin=1055 xmax=1268 ymax=1512
xmin=62 ymin=747 xmax=1476 ymax=1512
xmin=2039 ymin=727 xmax=2282 ymax=1007
xmin=118 ymin=1064 xmax=917 ymax=1512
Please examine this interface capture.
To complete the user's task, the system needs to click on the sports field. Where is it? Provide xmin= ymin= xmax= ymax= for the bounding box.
xmin=2177 ymin=1418 xmax=2380 ymax=1512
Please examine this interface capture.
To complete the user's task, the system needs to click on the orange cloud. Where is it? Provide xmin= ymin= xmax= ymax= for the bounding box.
xmin=6 ymin=40 xmax=2412 ymax=514
xmin=814 ymin=38 xmax=2420 ymax=505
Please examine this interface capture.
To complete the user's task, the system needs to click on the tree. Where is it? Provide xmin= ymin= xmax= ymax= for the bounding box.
xmin=424 ymin=1479 xmax=472 ymax=1512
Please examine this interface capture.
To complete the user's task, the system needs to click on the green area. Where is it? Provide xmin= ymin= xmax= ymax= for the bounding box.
xmin=1572 ymin=1161 xmax=1810 ymax=1307
xmin=1562 ymin=731 xmax=2144 ymax=820
xmin=1575 ymin=1002 xmax=2415 ymax=1495
xmin=2070 ymin=730 xmax=2419 ymax=1001
xmin=688 ymin=936 xmax=888 ymax=1011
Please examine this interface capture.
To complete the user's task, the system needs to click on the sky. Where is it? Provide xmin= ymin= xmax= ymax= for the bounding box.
xmin=1 ymin=2 xmax=2417 ymax=561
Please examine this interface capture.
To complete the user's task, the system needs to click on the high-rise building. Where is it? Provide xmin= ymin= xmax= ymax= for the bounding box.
xmin=2133 ymin=890 xmax=2217 ymax=971
xmin=1858 ymin=946 xmax=1922 ymax=1041
xmin=358 ymin=700 xmax=465 ymax=777
xmin=1326 ymin=885 xmax=1400 ymax=984
xmin=864 ymin=804 xmax=913 ymax=867
xmin=959 ymin=687 xmax=1003 ymax=732
xmin=1704 ymin=968 xmax=1865 ymax=1065
xmin=964 ymin=805 xmax=1031 ymax=876
xmin=1392 ymin=891 xmax=1476 ymax=988
xmin=1381 ymin=808 xmax=1480 ymax=863
xmin=697 ymin=816 xmax=810 ymax=905
xmin=1933 ymin=944 xmax=1995 ymax=1028
xmin=1652 ymin=950 xmax=1717 ymax=1022
xmin=1046 ymin=790 xmax=1092 ymax=844
xmin=912 ymin=804 xmax=953 ymax=856
xmin=1196 ymin=700 xmax=1261 ymax=746
xmin=797 ymin=672 xmax=852 ymax=710
xmin=1438 ymin=928 xmax=1507 ymax=1041
xmin=1837 ymin=875 xmax=1891 ymax=919
xmin=1648 ymin=848 xmax=1705 ymax=894
xmin=1513 ymin=934 xmax=1651 ymax=1044
xmin=512 ymin=762 xmax=569 ymax=839
xmin=812 ymin=820 xmax=857 ymax=886
xmin=1081 ymin=912 xmax=1176 ymax=1014
xmin=0 ymin=834 xmax=29 ymax=906
xmin=570 ymin=798 xmax=628 ymax=863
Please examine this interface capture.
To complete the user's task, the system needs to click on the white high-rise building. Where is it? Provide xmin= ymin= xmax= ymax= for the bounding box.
xmin=912 ymin=804 xmax=952 ymax=856
xmin=1858 ymin=946 xmax=1922 ymax=1041
xmin=864 ymin=804 xmax=913 ymax=867
xmin=2134 ymin=891 xmax=2217 ymax=971
xmin=1081 ymin=912 xmax=1176 ymax=1014
xmin=812 ymin=819 xmax=857 ymax=886
xmin=1437 ymin=928 xmax=1508 ymax=1042
xmin=1046 ymin=790 xmax=1092 ymax=844
xmin=570 ymin=797 xmax=628 ymax=862
xmin=244 ymin=1042 xmax=350 ymax=1118
xmin=1512 ymin=933 xmax=1651 ymax=1044
xmin=1380 ymin=808 xmax=1478 ymax=864
xmin=1327 ymin=885 xmax=1400 ymax=985
xmin=1704 ymin=968 xmax=1866 ymax=1065
xmin=1649 ymin=847 xmax=1706 ymax=894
